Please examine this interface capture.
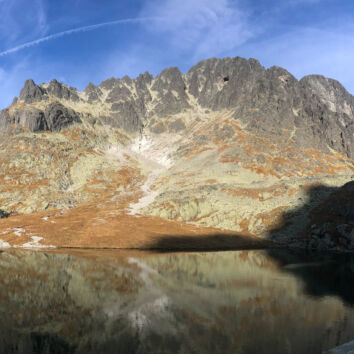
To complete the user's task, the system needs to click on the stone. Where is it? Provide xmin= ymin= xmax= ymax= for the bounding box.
xmin=47 ymin=79 xmax=80 ymax=102
xmin=0 ymin=209 xmax=9 ymax=218
xmin=110 ymin=102 xmax=142 ymax=132
xmin=44 ymin=102 xmax=81 ymax=132
xmin=151 ymin=67 xmax=190 ymax=117
xmin=84 ymin=82 xmax=102 ymax=102
xmin=151 ymin=122 xmax=166 ymax=134
xmin=9 ymin=56 xmax=354 ymax=156
xmin=99 ymin=77 xmax=118 ymax=90
xmin=168 ymin=119 xmax=186 ymax=132
xmin=0 ymin=109 xmax=13 ymax=133
xmin=13 ymin=108 xmax=48 ymax=132
xmin=19 ymin=79 xmax=45 ymax=103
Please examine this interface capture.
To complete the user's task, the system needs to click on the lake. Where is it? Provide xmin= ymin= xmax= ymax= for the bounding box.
xmin=0 ymin=248 xmax=353 ymax=353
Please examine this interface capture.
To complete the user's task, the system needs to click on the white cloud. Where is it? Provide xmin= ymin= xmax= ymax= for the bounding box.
xmin=35 ymin=0 xmax=48 ymax=36
xmin=0 ymin=17 xmax=160 ymax=57
xmin=0 ymin=0 xmax=48 ymax=45
xmin=140 ymin=0 xmax=254 ymax=60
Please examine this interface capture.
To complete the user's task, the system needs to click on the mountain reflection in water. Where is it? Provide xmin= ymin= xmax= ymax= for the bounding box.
xmin=0 ymin=248 xmax=353 ymax=354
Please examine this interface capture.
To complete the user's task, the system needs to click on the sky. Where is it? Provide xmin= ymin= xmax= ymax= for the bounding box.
xmin=0 ymin=0 xmax=353 ymax=108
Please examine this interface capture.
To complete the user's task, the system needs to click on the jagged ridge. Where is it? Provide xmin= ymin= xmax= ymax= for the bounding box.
xmin=1 ymin=56 xmax=354 ymax=157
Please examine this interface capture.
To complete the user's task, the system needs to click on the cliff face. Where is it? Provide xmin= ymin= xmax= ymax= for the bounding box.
xmin=0 ymin=56 xmax=353 ymax=250
xmin=3 ymin=57 xmax=354 ymax=156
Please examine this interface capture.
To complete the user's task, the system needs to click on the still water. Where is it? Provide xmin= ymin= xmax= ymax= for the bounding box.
xmin=0 ymin=248 xmax=353 ymax=354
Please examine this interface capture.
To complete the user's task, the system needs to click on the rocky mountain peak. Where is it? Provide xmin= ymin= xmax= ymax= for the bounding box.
xmin=84 ymin=82 xmax=102 ymax=102
xmin=0 ymin=56 xmax=353 ymax=253
xmin=19 ymin=79 xmax=45 ymax=104
xmin=46 ymin=79 xmax=80 ymax=102
xmin=2 ymin=55 xmax=354 ymax=157
xmin=99 ymin=77 xmax=118 ymax=90
xmin=300 ymin=74 xmax=354 ymax=116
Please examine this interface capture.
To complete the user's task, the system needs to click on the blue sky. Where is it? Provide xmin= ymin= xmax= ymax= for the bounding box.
xmin=0 ymin=0 xmax=353 ymax=108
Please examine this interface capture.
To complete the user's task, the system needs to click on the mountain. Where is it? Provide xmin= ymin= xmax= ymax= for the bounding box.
xmin=0 ymin=56 xmax=353 ymax=251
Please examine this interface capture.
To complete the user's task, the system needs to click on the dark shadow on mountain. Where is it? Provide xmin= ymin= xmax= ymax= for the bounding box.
xmin=267 ymin=248 xmax=354 ymax=306
xmin=263 ymin=181 xmax=354 ymax=306
xmin=144 ymin=233 xmax=271 ymax=252
xmin=147 ymin=181 xmax=354 ymax=306
xmin=264 ymin=181 xmax=354 ymax=244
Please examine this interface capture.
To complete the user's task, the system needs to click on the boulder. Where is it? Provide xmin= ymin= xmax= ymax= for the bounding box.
xmin=0 ymin=109 xmax=13 ymax=133
xmin=44 ymin=102 xmax=81 ymax=131
xmin=13 ymin=108 xmax=48 ymax=132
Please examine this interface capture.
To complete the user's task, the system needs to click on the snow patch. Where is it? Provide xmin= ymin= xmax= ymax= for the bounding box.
xmin=104 ymin=146 xmax=129 ymax=164
xmin=103 ymin=132 xmax=177 ymax=214
xmin=0 ymin=239 xmax=11 ymax=248
xmin=128 ymin=171 xmax=161 ymax=215
xmin=22 ymin=236 xmax=55 ymax=249
xmin=130 ymin=135 xmax=173 ymax=168
xmin=127 ymin=134 xmax=177 ymax=214
xmin=12 ymin=227 xmax=25 ymax=236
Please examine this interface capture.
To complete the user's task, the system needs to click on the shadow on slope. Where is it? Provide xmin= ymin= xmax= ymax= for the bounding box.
xmin=265 ymin=181 xmax=354 ymax=306
xmin=144 ymin=233 xmax=270 ymax=252
xmin=267 ymin=248 xmax=354 ymax=307
xmin=147 ymin=181 xmax=354 ymax=306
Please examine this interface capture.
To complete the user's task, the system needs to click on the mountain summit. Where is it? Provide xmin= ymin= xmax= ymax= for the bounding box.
xmin=0 ymin=56 xmax=353 ymax=251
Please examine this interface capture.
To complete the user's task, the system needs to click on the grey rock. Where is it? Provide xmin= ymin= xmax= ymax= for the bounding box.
xmin=106 ymin=84 xmax=132 ymax=104
xmin=13 ymin=108 xmax=48 ymax=132
xmin=151 ymin=67 xmax=190 ymax=117
xmin=109 ymin=102 xmax=142 ymax=132
xmin=44 ymin=102 xmax=81 ymax=132
xmin=19 ymin=79 xmax=45 ymax=103
xmin=0 ymin=109 xmax=13 ymax=133
xmin=256 ymin=154 xmax=266 ymax=164
xmin=0 ymin=103 xmax=81 ymax=133
xmin=84 ymin=82 xmax=102 ymax=103
xmin=185 ymin=56 xmax=354 ymax=157
xmin=168 ymin=119 xmax=186 ymax=132
xmin=11 ymin=97 xmax=18 ymax=106
xmin=196 ymin=135 xmax=208 ymax=143
xmin=301 ymin=75 xmax=354 ymax=116
xmin=7 ymin=55 xmax=354 ymax=154
xmin=47 ymin=79 xmax=80 ymax=102
xmin=99 ymin=77 xmax=118 ymax=90
xmin=13 ymin=126 xmax=24 ymax=135
xmin=151 ymin=122 xmax=167 ymax=134
xmin=214 ymin=124 xmax=235 ymax=139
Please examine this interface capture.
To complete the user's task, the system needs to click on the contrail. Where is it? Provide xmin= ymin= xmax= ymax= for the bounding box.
xmin=0 ymin=17 xmax=162 ymax=57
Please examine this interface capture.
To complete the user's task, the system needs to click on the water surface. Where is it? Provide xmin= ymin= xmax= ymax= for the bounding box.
xmin=0 ymin=248 xmax=353 ymax=353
